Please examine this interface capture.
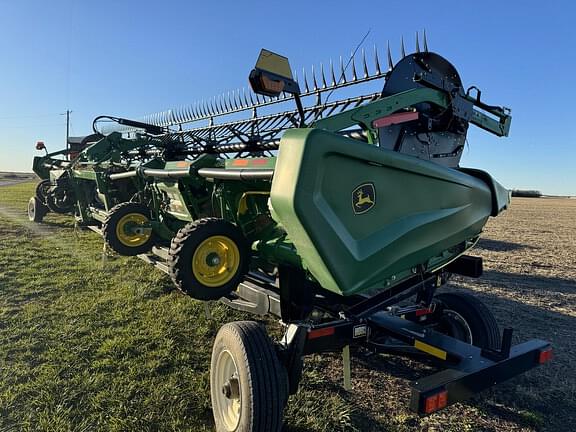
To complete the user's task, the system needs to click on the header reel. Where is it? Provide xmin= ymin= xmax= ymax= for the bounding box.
xmin=98 ymin=33 xmax=511 ymax=167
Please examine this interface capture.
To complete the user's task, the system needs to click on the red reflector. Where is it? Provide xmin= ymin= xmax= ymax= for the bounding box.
xmin=425 ymin=395 xmax=438 ymax=414
xmin=415 ymin=308 xmax=433 ymax=317
xmin=308 ymin=326 xmax=335 ymax=340
xmin=538 ymin=348 xmax=553 ymax=364
xmin=437 ymin=390 xmax=448 ymax=409
xmin=424 ymin=390 xmax=448 ymax=414
xmin=252 ymin=158 xmax=267 ymax=165
xmin=372 ymin=111 xmax=419 ymax=128
xmin=232 ymin=159 xmax=249 ymax=166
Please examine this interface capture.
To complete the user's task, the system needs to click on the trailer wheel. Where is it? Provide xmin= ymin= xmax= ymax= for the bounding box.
xmin=27 ymin=196 xmax=48 ymax=223
xmin=433 ymin=292 xmax=500 ymax=349
xmin=102 ymin=202 xmax=155 ymax=256
xmin=45 ymin=187 xmax=74 ymax=214
xmin=35 ymin=180 xmax=51 ymax=206
xmin=168 ymin=218 xmax=249 ymax=300
xmin=211 ymin=321 xmax=288 ymax=432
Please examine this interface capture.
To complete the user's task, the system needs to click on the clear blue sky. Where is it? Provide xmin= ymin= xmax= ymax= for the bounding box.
xmin=1 ymin=0 xmax=574 ymax=195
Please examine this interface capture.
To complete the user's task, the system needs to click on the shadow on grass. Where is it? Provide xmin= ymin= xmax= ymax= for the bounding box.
xmin=481 ymin=269 xmax=576 ymax=295
xmin=475 ymin=238 xmax=534 ymax=252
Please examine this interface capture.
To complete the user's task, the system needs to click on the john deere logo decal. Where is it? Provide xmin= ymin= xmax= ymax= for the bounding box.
xmin=352 ymin=183 xmax=376 ymax=214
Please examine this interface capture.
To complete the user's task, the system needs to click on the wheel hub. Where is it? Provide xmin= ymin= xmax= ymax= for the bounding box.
xmin=222 ymin=376 xmax=240 ymax=400
xmin=115 ymin=213 xmax=152 ymax=247
xmin=192 ymin=235 xmax=240 ymax=287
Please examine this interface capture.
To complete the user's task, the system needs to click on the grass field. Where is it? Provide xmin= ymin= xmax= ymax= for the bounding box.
xmin=1 ymin=182 xmax=574 ymax=431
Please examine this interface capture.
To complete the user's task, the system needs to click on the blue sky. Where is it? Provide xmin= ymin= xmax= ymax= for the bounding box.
xmin=0 ymin=0 xmax=574 ymax=195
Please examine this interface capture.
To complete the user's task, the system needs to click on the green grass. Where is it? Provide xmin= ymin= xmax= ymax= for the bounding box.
xmin=0 ymin=183 xmax=362 ymax=432
xmin=0 ymin=182 xmax=564 ymax=432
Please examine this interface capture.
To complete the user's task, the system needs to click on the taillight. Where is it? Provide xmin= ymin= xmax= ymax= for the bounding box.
xmin=538 ymin=347 xmax=553 ymax=364
xmin=424 ymin=389 xmax=448 ymax=414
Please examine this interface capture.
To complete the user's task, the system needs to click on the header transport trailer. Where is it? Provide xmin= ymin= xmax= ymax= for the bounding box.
xmin=29 ymin=34 xmax=552 ymax=432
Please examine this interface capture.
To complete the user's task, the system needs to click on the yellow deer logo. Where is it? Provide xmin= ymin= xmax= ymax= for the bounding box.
xmin=352 ymin=183 xmax=376 ymax=214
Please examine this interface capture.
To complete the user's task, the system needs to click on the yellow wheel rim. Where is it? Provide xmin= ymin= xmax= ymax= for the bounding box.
xmin=192 ymin=235 xmax=240 ymax=287
xmin=115 ymin=213 xmax=151 ymax=247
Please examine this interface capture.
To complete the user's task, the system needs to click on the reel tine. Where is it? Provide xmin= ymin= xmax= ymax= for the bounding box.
xmin=218 ymin=94 xmax=225 ymax=113
xmin=320 ymin=63 xmax=327 ymax=88
xmin=303 ymin=67 xmax=310 ymax=93
xmin=351 ymin=52 xmax=357 ymax=81
xmin=401 ymin=36 xmax=406 ymax=57
xmin=423 ymin=29 xmax=429 ymax=52
xmin=249 ymin=90 xmax=256 ymax=105
xmin=375 ymin=44 xmax=382 ymax=75
xmin=362 ymin=48 xmax=369 ymax=78
xmin=225 ymin=92 xmax=232 ymax=111
xmin=237 ymin=89 xmax=244 ymax=108
xmin=242 ymin=87 xmax=249 ymax=108
xmin=330 ymin=59 xmax=337 ymax=86
xmin=312 ymin=64 xmax=318 ymax=91
xmin=415 ymin=31 xmax=420 ymax=53
xmin=386 ymin=41 xmax=393 ymax=71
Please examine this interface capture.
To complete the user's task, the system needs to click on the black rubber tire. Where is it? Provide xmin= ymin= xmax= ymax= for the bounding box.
xmin=434 ymin=292 xmax=500 ymax=350
xmin=102 ymin=202 xmax=155 ymax=256
xmin=168 ymin=218 xmax=249 ymax=300
xmin=210 ymin=321 xmax=288 ymax=432
xmin=35 ymin=180 xmax=51 ymax=206
xmin=27 ymin=196 xmax=48 ymax=223
xmin=45 ymin=187 xmax=74 ymax=214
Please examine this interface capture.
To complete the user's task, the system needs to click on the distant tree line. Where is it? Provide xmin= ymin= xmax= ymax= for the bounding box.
xmin=511 ymin=189 xmax=542 ymax=198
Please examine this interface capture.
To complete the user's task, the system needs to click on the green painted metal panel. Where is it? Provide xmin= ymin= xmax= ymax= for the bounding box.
xmin=270 ymin=128 xmax=504 ymax=296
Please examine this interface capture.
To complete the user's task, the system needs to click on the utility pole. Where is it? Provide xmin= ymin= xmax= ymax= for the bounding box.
xmin=61 ymin=110 xmax=72 ymax=157
xmin=65 ymin=109 xmax=71 ymax=150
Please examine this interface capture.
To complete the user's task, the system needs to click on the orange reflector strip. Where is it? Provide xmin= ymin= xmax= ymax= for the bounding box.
xmin=232 ymin=159 xmax=250 ymax=166
xmin=538 ymin=348 xmax=553 ymax=364
xmin=252 ymin=158 xmax=267 ymax=165
xmin=308 ymin=327 xmax=335 ymax=340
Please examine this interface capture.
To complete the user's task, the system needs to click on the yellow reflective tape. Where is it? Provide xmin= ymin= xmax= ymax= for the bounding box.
xmin=414 ymin=340 xmax=447 ymax=360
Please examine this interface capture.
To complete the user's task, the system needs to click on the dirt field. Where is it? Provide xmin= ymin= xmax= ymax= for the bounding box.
xmin=0 ymin=171 xmax=36 ymax=187
xmin=0 ymin=184 xmax=574 ymax=431
xmin=334 ymin=197 xmax=576 ymax=431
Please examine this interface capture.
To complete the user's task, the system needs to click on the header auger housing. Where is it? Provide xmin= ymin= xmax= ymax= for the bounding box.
xmin=29 ymin=34 xmax=549 ymax=432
